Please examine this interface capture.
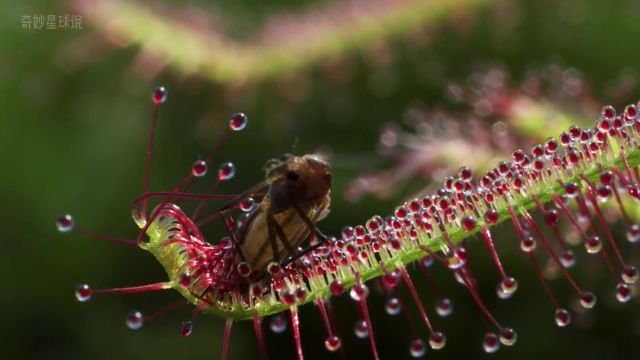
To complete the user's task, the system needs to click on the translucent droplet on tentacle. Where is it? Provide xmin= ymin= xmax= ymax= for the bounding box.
xmin=421 ymin=255 xmax=434 ymax=268
xmin=218 ymin=162 xmax=236 ymax=181
xmin=621 ymin=265 xmax=638 ymax=284
xmin=75 ymin=284 xmax=91 ymax=302
xmin=229 ymin=112 xmax=248 ymax=131
xmin=385 ymin=297 xmax=401 ymax=316
xmin=152 ymin=86 xmax=168 ymax=105
xmin=354 ymin=320 xmax=369 ymax=339
xmin=435 ymin=298 xmax=453 ymax=317
xmin=237 ymin=262 xmax=252 ymax=277
xmin=270 ymin=314 xmax=287 ymax=333
xmin=596 ymin=185 xmax=611 ymax=202
xmin=181 ymin=321 xmax=193 ymax=336
xmin=324 ymin=335 xmax=342 ymax=351
xmin=239 ymin=197 xmax=256 ymax=212
xmin=499 ymin=328 xmax=517 ymax=346
xmin=560 ymin=250 xmax=576 ymax=268
xmin=616 ymin=283 xmax=632 ymax=303
xmin=126 ymin=311 xmax=144 ymax=330
xmin=429 ymin=331 xmax=446 ymax=350
xmin=601 ymin=105 xmax=616 ymax=120
xmin=409 ymin=339 xmax=427 ymax=358
xmin=57 ymin=214 xmax=74 ymax=232
xmin=483 ymin=332 xmax=500 ymax=353
xmin=626 ymin=224 xmax=640 ymax=243
xmin=191 ymin=160 xmax=207 ymax=177
xmin=500 ymin=277 xmax=518 ymax=296
xmin=579 ymin=292 xmax=597 ymax=309
xmin=445 ymin=247 xmax=467 ymax=270
xmin=383 ymin=271 xmax=400 ymax=289
xmin=554 ymin=308 xmax=571 ymax=327
xmin=585 ymin=235 xmax=602 ymax=254
xmin=330 ymin=280 xmax=344 ymax=296
xmin=349 ymin=283 xmax=369 ymax=301
xmin=520 ymin=236 xmax=536 ymax=252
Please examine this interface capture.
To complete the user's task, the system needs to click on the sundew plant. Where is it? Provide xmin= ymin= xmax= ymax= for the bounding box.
xmin=8 ymin=0 xmax=640 ymax=359
xmin=59 ymin=86 xmax=640 ymax=359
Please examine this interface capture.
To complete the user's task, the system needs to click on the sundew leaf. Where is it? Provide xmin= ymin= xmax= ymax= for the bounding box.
xmin=73 ymin=0 xmax=494 ymax=83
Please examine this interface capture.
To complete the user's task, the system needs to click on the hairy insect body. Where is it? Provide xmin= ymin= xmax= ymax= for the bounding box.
xmin=238 ymin=154 xmax=332 ymax=272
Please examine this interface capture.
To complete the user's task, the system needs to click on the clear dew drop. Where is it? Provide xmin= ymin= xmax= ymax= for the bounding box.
xmin=625 ymin=104 xmax=638 ymax=119
xmin=126 ymin=311 xmax=144 ymax=330
xmin=428 ymin=331 xmax=446 ymax=350
xmin=236 ymin=262 xmax=252 ymax=277
xmin=446 ymin=253 xmax=464 ymax=270
xmin=435 ymin=298 xmax=453 ymax=317
xmin=626 ymin=224 xmax=640 ymax=243
xmin=181 ymin=321 xmax=193 ymax=336
xmin=500 ymin=277 xmax=518 ymax=297
xmin=324 ymin=335 xmax=342 ymax=352
xmin=445 ymin=248 xmax=467 ymax=270
xmin=382 ymin=271 xmax=400 ymax=289
xmin=385 ymin=297 xmax=401 ymax=316
xmin=294 ymin=287 xmax=307 ymax=302
xmin=75 ymin=284 xmax=91 ymax=302
xmin=57 ymin=214 xmax=74 ymax=232
xmin=229 ymin=112 xmax=248 ymax=132
xmin=279 ymin=291 xmax=295 ymax=306
xmin=554 ymin=308 xmax=571 ymax=327
xmin=239 ymin=197 xmax=256 ymax=212
xmin=409 ymin=339 xmax=427 ymax=358
xmin=601 ymin=105 xmax=616 ymax=120
xmin=152 ymin=86 xmax=168 ymax=105
xmin=585 ymin=235 xmax=602 ymax=254
xmin=560 ymin=250 xmax=576 ymax=268
xmin=341 ymin=226 xmax=355 ymax=241
xmin=622 ymin=265 xmax=639 ymax=284
xmin=483 ymin=332 xmax=500 ymax=353
xmin=596 ymin=184 xmax=611 ymax=202
xmin=579 ymin=292 xmax=597 ymax=309
xmin=421 ymin=255 xmax=434 ymax=268
xmin=191 ymin=160 xmax=208 ymax=177
xmin=349 ymin=284 xmax=369 ymax=301
xmin=577 ymin=213 xmax=590 ymax=224
xmin=179 ymin=273 xmax=191 ymax=288
xmin=520 ymin=236 xmax=536 ymax=252
xmin=267 ymin=262 xmax=283 ymax=275
xmin=269 ymin=314 xmax=287 ymax=334
xmin=330 ymin=280 xmax=344 ymax=296
xmin=616 ymin=283 xmax=632 ymax=303
xmin=218 ymin=162 xmax=236 ymax=181
xmin=499 ymin=328 xmax=517 ymax=346
xmin=354 ymin=320 xmax=369 ymax=339
xmin=496 ymin=286 xmax=512 ymax=300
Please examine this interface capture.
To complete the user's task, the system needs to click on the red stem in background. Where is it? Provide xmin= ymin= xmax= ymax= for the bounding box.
xmin=220 ymin=318 xmax=234 ymax=360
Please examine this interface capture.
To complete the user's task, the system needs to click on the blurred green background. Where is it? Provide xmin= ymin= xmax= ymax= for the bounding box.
xmin=2 ymin=0 xmax=640 ymax=359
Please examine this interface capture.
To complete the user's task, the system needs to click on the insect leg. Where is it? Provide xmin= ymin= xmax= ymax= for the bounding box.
xmin=291 ymin=202 xmax=330 ymax=242
xmin=269 ymin=213 xmax=298 ymax=259
xmin=266 ymin=213 xmax=280 ymax=264
xmin=277 ymin=204 xmax=331 ymax=268
xmin=279 ymin=240 xmax=326 ymax=268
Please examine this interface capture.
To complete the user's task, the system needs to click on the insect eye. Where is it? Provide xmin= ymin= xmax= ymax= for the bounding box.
xmin=286 ymin=170 xmax=300 ymax=182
